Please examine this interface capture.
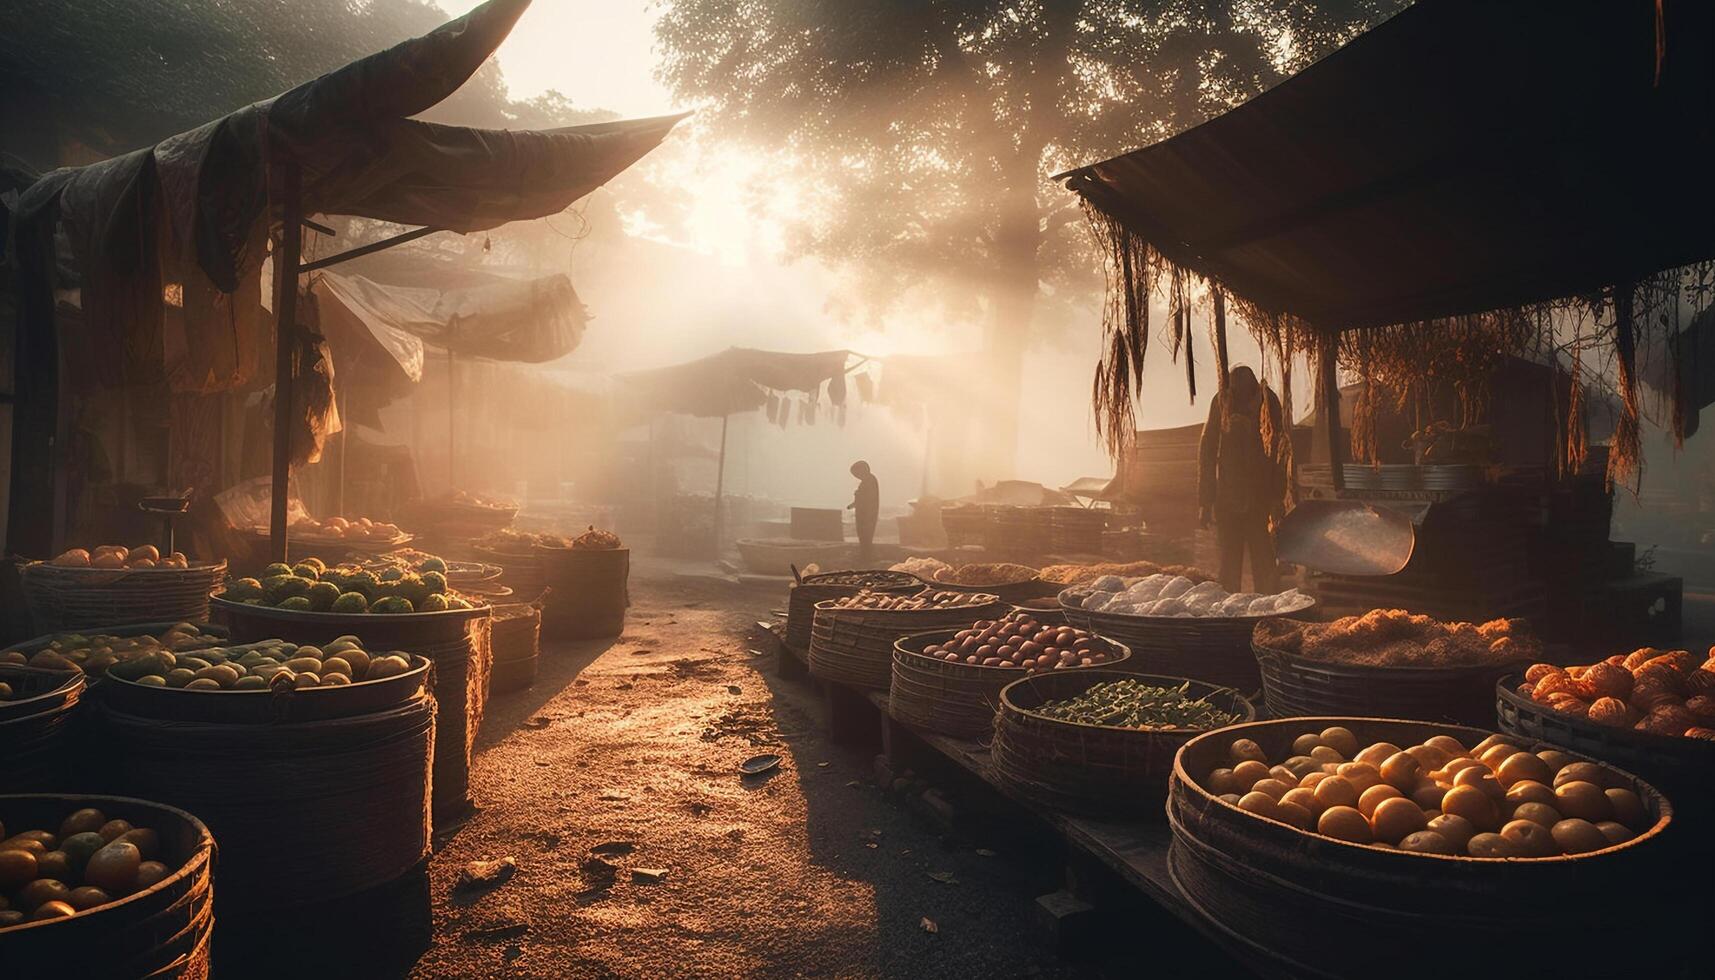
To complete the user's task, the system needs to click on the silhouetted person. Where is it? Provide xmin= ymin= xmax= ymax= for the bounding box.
xmin=1199 ymin=366 xmax=1284 ymax=594
xmin=848 ymin=460 xmax=879 ymax=563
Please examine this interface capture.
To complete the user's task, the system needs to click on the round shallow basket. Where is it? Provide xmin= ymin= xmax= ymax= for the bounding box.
xmin=3 ymin=621 xmax=231 ymax=666
xmin=1168 ymin=717 xmax=1682 ymax=979
xmin=538 ymin=546 xmax=629 ymax=641
xmin=809 ymin=598 xmax=1006 ymax=690
xmin=489 ymin=602 xmax=542 ymax=694
xmin=0 ymin=665 xmax=88 ymax=792
xmin=0 ymin=793 xmax=216 ymax=979
xmin=209 ymin=596 xmax=490 ymax=826
xmin=100 ymin=692 xmax=432 ymax=923
xmin=1008 ymin=596 xmax=1069 ymax=627
xmin=888 ymin=631 xmax=1132 ymax=739
xmin=785 ymin=571 xmax=922 ymax=650
xmin=1061 ymin=591 xmax=1314 ymax=694
xmin=98 ymin=654 xmax=430 ymax=724
xmin=20 ymin=561 xmax=227 ymax=633
xmin=992 ymin=670 xmax=1254 ymax=817
xmin=1496 ymin=674 xmax=1715 ymax=829
xmin=471 ymin=544 xmax=545 ymax=600
xmin=1252 ymin=619 xmax=1527 ymax=727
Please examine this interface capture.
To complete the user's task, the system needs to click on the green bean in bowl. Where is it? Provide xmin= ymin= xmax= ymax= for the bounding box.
xmin=1033 ymin=678 xmax=1240 ymax=731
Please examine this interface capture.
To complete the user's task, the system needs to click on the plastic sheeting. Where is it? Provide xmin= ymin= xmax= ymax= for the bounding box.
xmin=618 ymin=348 xmax=853 ymax=420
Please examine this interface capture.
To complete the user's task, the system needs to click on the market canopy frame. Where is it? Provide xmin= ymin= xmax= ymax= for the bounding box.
xmin=1061 ymin=0 xmax=1715 ymax=488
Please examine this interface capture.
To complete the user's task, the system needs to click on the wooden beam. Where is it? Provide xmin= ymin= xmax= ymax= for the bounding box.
xmin=269 ymin=158 xmax=303 ymax=563
xmin=297 ymin=225 xmax=443 ymax=273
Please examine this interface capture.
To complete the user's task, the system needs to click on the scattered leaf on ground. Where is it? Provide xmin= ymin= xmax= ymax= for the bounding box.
xmin=462 ymin=920 xmax=528 ymax=942
xmin=727 ymin=685 xmax=742 ymax=694
xmin=927 ymin=871 xmax=959 ymax=885
xmin=846 ymin=780 xmax=861 ymax=788
xmin=455 ymin=857 xmax=518 ymax=895
xmin=632 ymin=867 xmax=669 ymax=883
xmin=920 ymin=917 xmax=939 ymax=934
xmin=865 ymin=842 xmax=878 ymax=850
xmin=590 ymin=841 xmax=635 ymax=857
xmin=817 ymin=761 xmax=830 ymax=768
xmin=976 ymin=849 xmax=997 ymax=857
xmin=524 ymin=716 xmax=551 ymax=729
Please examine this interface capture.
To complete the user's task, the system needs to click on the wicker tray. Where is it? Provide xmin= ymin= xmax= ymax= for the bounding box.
xmin=1061 ymin=592 xmax=1312 ymax=693
xmin=991 ymin=669 xmax=1255 ymax=816
xmin=888 ymin=630 xmax=1131 ymax=739
xmin=1495 ymin=674 xmax=1715 ymax=823
xmin=20 ymin=561 xmax=228 ymax=633
xmin=1252 ymin=619 xmax=1528 ymax=727
xmin=98 ymin=653 xmax=431 ymax=724
xmin=471 ymin=543 xmax=545 ymax=600
xmin=809 ymin=598 xmax=1005 ymax=690
xmin=785 ymin=571 xmax=921 ymax=650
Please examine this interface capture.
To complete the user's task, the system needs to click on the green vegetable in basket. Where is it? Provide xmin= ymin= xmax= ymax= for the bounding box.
xmin=346 ymin=570 xmax=381 ymax=598
xmin=379 ymin=567 xmax=405 ymax=583
xmin=419 ymin=556 xmax=447 ymax=574
xmin=331 ymin=592 xmax=369 ymax=613
xmin=371 ymin=596 xmax=414 ymax=614
xmin=417 ymin=593 xmax=449 ymax=612
xmin=262 ymin=562 xmax=293 ymax=579
xmin=306 ymin=582 xmax=341 ymax=611
xmin=223 ymin=577 xmax=264 ymax=602
xmin=262 ymin=574 xmax=312 ymax=604
xmin=1035 ymin=679 xmax=1238 ymax=731
xmin=291 ymin=562 xmax=322 ymax=582
xmin=420 ymin=570 xmax=448 ymax=596
xmin=277 ymin=596 xmax=313 ymax=611
xmin=107 ymin=650 xmax=175 ymax=681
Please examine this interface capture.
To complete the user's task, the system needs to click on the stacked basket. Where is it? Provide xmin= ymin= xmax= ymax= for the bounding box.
xmin=888 ymin=630 xmax=1131 ymax=739
xmin=489 ymin=601 xmax=543 ymax=693
xmin=20 ymin=560 xmax=227 ymax=633
xmin=0 ymin=665 xmax=88 ymax=792
xmin=472 ymin=543 xmax=545 ymax=601
xmin=809 ymin=595 xmax=1006 ymax=690
xmin=784 ymin=571 xmax=921 ymax=651
xmin=1061 ymin=590 xmax=1309 ymax=693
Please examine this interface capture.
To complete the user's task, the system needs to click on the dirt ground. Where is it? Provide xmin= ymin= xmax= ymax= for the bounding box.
xmin=410 ymin=565 xmax=1094 ymax=979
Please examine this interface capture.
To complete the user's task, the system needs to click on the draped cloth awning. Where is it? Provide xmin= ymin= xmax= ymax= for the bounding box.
xmin=1062 ymin=0 xmax=1715 ymax=331
xmin=314 ymin=269 xmax=587 ymax=383
xmin=618 ymin=348 xmax=853 ymax=419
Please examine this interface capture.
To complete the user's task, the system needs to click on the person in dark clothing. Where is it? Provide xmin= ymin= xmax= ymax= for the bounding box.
xmin=848 ymin=460 xmax=880 ymax=563
xmin=1198 ymin=366 xmax=1286 ymax=594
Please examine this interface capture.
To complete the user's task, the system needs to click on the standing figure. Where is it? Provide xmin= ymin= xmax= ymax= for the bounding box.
xmin=1198 ymin=366 xmax=1286 ymax=594
xmin=848 ymin=460 xmax=879 ymax=564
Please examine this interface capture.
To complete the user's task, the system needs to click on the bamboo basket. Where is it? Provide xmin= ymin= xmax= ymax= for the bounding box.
xmin=784 ymin=571 xmax=921 ymax=650
xmin=20 ymin=560 xmax=227 ymax=633
xmin=0 ymin=665 xmax=88 ymax=792
xmin=209 ymin=596 xmax=491 ymax=826
xmin=1252 ymin=618 xmax=1527 ymax=727
xmin=808 ymin=597 xmax=1005 ymax=690
xmin=991 ymin=669 xmax=1254 ymax=816
xmin=888 ymin=631 xmax=1131 ymax=739
xmin=0 ymin=794 xmax=216 ymax=979
xmin=1061 ymin=590 xmax=1314 ymax=693
xmin=1009 ymin=597 xmax=1069 ymax=627
xmin=1168 ymin=717 xmax=1681 ymax=979
xmin=1496 ymin=674 xmax=1715 ymax=826
xmin=488 ymin=601 xmax=542 ymax=694
xmin=471 ymin=543 xmax=545 ymax=601
xmin=539 ymin=546 xmax=628 ymax=641
xmin=924 ymin=575 xmax=1052 ymax=604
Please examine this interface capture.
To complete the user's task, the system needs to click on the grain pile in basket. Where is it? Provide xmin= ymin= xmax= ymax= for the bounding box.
xmin=1256 ymin=611 xmax=1539 ymax=667
xmin=476 ymin=528 xmax=572 ymax=551
xmin=828 ymin=588 xmax=993 ymax=611
xmin=1035 ymin=678 xmax=1239 ymax=730
xmin=1519 ymin=648 xmax=1715 ymax=739
xmin=1038 ymin=560 xmax=1214 ymax=586
xmin=1074 ymin=574 xmax=1311 ymax=618
xmin=930 ymin=562 xmax=1037 ymax=586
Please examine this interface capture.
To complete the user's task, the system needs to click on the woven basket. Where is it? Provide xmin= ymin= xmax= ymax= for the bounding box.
xmin=539 ymin=547 xmax=629 ymax=641
xmin=1496 ymin=674 xmax=1715 ymax=825
xmin=1167 ymin=718 xmax=1680 ymax=979
xmin=991 ymin=670 xmax=1255 ymax=817
xmin=1252 ymin=619 xmax=1527 ymax=727
xmin=925 ymin=576 xmax=1052 ymax=604
xmin=785 ymin=571 xmax=921 ymax=650
xmin=209 ymin=596 xmax=491 ymax=827
xmin=489 ymin=602 xmax=542 ymax=694
xmin=472 ymin=543 xmax=545 ymax=600
xmin=1008 ymin=598 xmax=1069 ymax=627
xmin=0 ymin=794 xmax=216 ymax=979
xmin=1061 ymin=592 xmax=1314 ymax=694
xmin=0 ymin=666 xmax=87 ymax=792
xmin=20 ymin=561 xmax=227 ymax=633
xmin=100 ymin=692 xmax=433 ymax=912
xmin=809 ymin=597 xmax=1006 ymax=690
xmin=888 ymin=630 xmax=1132 ymax=739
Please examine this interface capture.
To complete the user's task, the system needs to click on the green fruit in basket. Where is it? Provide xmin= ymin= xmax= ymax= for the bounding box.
xmin=338 ymin=648 xmax=371 ymax=676
xmin=367 ymin=655 xmax=410 ymax=679
xmin=138 ymin=675 xmax=167 ymax=687
xmin=277 ymin=596 xmax=314 ymax=611
xmin=241 ymin=599 xmax=263 ymax=606
xmin=379 ymin=567 xmax=405 ymax=583
xmin=295 ymin=646 xmax=324 ymax=660
xmin=263 ymin=574 xmax=312 ymax=603
xmin=307 ymin=582 xmax=341 ymax=611
xmin=291 ymin=563 xmax=321 ymax=582
xmin=371 ymin=596 xmax=414 ymax=614
xmin=176 ymin=656 xmax=211 ymax=672
xmin=185 ymin=678 xmax=221 ymax=690
xmin=300 ymin=557 xmax=327 ymax=574
xmin=418 ymin=556 xmax=447 ymax=574
xmin=234 ymin=675 xmax=267 ymax=690
xmin=346 ymin=571 xmax=380 ymax=598
xmin=109 ymin=650 xmax=174 ymax=681
xmin=263 ymin=562 xmax=293 ymax=578
xmin=396 ymin=573 xmax=429 ymax=607
xmin=447 ymin=596 xmax=473 ymax=610
xmin=420 ymin=570 xmax=448 ymax=596
xmin=418 ymin=593 xmax=449 ymax=612
xmin=164 ymin=668 xmax=195 ymax=688
xmin=223 ymin=578 xmax=264 ymax=602
xmin=331 ymin=592 xmax=369 ymax=614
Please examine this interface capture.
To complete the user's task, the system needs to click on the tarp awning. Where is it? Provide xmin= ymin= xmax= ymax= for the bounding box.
xmin=619 ymin=347 xmax=852 ymax=419
xmin=1063 ymin=0 xmax=1715 ymax=331
xmin=314 ymin=269 xmax=587 ymax=382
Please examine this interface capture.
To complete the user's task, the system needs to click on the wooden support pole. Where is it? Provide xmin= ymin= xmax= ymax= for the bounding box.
xmin=712 ymin=412 xmax=730 ymax=555
xmin=1319 ymin=338 xmax=1344 ymax=492
xmin=269 ymin=158 xmax=303 ymax=563
xmin=1212 ymin=289 xmax=1231 ymax=388
xmin=447 ymin=347 xmax=457 ymax=491
xmin=333 ymin=385 xmax=347 ymax=518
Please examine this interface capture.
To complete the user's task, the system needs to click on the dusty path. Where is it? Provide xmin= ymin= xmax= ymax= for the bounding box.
xmin=412 ymin=567 xmax=1091 ymax=979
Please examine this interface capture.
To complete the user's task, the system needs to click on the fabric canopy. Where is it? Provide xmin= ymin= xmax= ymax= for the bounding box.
xmin=619 ymin=348 xmax=852 ymax=419
xmin=314 ymin=269 xmax=587 ymax=382
xmin=1063 ymin=0 xmax=1715 ymax=331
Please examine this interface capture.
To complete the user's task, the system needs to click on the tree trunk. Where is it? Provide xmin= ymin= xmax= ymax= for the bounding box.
xmin=979 ymin=197 xmax=1043 ymax=482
